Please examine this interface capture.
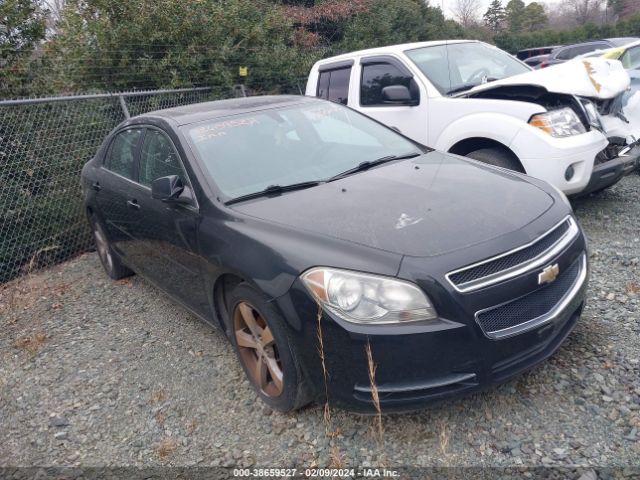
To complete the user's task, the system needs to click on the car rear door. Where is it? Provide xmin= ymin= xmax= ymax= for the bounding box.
xmin=95 ymin=127 xmax=145 ymax=267
xmin=127 ymin=126 xmax=209 ymax=316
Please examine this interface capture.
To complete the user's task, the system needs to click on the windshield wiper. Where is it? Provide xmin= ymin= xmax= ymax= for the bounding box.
xmin=225 ymin=181 xmax=322 ymax=205
xmin=327 ymin=152 xmax=422 ymax=182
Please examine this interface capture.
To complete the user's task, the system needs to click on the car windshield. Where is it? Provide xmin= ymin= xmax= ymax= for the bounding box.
xmin=184 ymin=102 xmax=421 ymax=199
xmin=405 ymin=42 xmax=530 ymax=95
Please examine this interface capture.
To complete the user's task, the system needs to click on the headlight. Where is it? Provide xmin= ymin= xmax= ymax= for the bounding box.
xmin=301 ymin=267 xmax=438 ymax=324
xmin=529 ymin=108 xmax=586 ymax=137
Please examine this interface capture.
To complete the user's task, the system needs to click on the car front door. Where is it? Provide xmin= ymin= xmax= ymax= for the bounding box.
xmin=129 ymin=126 xmax=209 ymax=316
xmin=356 ymin=56 xmax=427 ymax=145
xmin=95 ymin=127 xmax=145 ymax=267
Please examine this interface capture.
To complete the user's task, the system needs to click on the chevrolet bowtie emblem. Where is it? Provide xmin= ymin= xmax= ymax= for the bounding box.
xmin=538 ymin=264 xmax=560 ymax=285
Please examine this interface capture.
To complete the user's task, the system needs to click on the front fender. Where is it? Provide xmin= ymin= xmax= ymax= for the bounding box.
xmin=434 ymin=112 xmax=526 ymax=156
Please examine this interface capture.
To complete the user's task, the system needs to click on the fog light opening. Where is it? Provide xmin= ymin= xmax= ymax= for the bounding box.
xmin=564 ymin=165 xmax=575 ymax=181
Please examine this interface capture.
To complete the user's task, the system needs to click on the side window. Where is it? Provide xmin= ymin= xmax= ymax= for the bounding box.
xmin=556 ymin=47 xmax=574 ymax=60
xmin=621 ymin=46 xmax=640 ymax=69
xmin=138 ymin=129 xmax=186 ymax=187
xmin=360 ymin=62 xmax=416 ymax=106
xmin=106 ymin=128 xmax=143 ymax=179
xmin=316 ymin=67 xmax=351 ymax=105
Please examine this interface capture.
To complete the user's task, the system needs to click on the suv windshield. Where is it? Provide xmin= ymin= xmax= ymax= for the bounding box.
xmin=405 ymin=42 xmax=530 ymax=95
xmin=184 ymin=102 xmax=421 ymax=199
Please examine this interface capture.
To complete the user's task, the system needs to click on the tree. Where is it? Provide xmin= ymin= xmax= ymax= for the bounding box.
xmin=523 ymin=2 xmax=548 ymax=31
xmin=483 ymin=0 xmax=505 ymax=33
xmin=0 ymin=0 xmax=47 ymax=66
xmin=565 ymin=0 xmax=605 ymax=24
xmin=338 ymin=0 xmax=461 ymax=52
xmin=452 ymin=0 xmax=481 ymax=28
xmin=504 ymin=0 xmax=525 ymax=32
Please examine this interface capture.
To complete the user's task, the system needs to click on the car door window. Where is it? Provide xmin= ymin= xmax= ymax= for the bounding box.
xmin=556 ymin=47 xmax=574 ymax=60
xmin=361 ymin=62 xmax=412 ymax=106
xmin=106 ymin=128 xmax=143 ymax=179
xmin=621 ymin=46 xmax=640 ymax=69
xmin=317 ymin=67 xmax=351 ymax=105
xmin=138 ymin=129 xmax=187 ymax=187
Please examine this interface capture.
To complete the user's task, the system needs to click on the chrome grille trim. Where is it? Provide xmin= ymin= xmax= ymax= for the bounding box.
xmin=475 ymin=253 xmax=587 ymax=340
xmin=446 ymin=216 xmax=579 ymax=293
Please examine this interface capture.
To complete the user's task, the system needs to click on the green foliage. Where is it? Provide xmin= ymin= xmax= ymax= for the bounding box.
xmin=495 ymin=12 xmax=640 ymax=53
xmin=504 ymin=0 xmax=525 ymax=32
xmin=337 ymin=0 xmax=461 ymax=52
xmin=483 ymin=0 xmax=506 ymax=34
xmin=0 ymin=0 xmax=46 ymax=64
xmin=522 ymin=3 xmax=547 ymax=32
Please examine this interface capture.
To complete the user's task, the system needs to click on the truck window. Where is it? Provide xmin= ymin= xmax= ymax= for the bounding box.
xmin=360 ymin=62 xmax=414 ymax=106
xmin=316 ymin=67 xmax=351 ymax=105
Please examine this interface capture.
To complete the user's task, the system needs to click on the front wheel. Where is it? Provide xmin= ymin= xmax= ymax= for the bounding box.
xmin=227 ymin=283 xmax=312 ymax=412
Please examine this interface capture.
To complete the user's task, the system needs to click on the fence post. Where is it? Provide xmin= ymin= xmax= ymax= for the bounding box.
xmin=118 ymin=95 xmax=131 ymax=119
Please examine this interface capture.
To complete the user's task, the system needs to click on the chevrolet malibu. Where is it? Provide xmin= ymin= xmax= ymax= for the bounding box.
xmin=81 ymin=96 xmax=588 ymax=413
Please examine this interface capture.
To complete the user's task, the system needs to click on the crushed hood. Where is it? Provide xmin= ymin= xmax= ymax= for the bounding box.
xmin=459 ymin=58 xmax=630 ymax=100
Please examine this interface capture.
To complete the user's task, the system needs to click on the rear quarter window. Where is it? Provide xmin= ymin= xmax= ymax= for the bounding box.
xmin=106 ymin=128 xmax=143 ymax=179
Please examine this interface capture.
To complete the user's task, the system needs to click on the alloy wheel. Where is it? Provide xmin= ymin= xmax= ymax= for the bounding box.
xmin=233 ymin=301 xmax=284 ymax=398
xmin=93 ymin=223 xmax=114 ymax=273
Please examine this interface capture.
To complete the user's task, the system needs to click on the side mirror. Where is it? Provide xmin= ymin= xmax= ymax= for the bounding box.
xmin=151 ymin=175 xmax=192 ymax=204
xmin=381 ymin=85 xmax=417 ymax=105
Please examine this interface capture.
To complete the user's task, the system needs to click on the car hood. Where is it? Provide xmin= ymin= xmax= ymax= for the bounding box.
xmin=458 ymin=57 xmax=630 ymax=100
xmin=230 ymin=151 xmax=555 ymax=258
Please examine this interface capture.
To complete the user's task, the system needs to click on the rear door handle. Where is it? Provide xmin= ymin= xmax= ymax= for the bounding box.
xmin=91 ymin=182 xmax=102 ymax=192
xmin=126 ymin=199 xmax=140 ymax=210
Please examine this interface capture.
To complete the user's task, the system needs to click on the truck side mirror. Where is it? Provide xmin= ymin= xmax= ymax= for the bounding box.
xmin=381 ymin=85 xmax=418 ymax=106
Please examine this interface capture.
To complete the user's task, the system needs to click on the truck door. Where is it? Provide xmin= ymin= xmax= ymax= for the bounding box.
xmin=356 ymin=56 xmax=428 ymax=145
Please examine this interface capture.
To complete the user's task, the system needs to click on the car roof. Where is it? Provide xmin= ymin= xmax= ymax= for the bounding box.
xmin=517 ymin=45 xmax=561 ymax=53
xmin=605 ymin=37 xmax=640 ymax=47
xmin=313 ymin=39 xmax=477 ymax=65
xmin=138 ymin=95 xmax=317 ymax=126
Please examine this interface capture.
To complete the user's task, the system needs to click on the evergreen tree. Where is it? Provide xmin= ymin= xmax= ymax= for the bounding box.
xmin=483 ymin=0 xmax=505 ymax=33
xmin=523 ymin=2 xmax=548 ymax=31
xmin=504 ymin=0 xmax=525 ymax=32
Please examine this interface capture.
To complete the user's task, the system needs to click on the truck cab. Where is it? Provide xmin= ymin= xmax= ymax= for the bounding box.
xmin=306 ymin=40 xmax=639 ymax=196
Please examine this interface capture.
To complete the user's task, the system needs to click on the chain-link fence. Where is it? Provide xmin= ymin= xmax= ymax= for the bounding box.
xmin=0 ymin=85 xmax=273 ymax=282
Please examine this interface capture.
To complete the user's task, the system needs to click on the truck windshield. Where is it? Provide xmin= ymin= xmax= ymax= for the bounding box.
xmin=183 ymin=101 xmax=421 ymax=200
xmin=405 ymin=42 xmax=530 ymax=95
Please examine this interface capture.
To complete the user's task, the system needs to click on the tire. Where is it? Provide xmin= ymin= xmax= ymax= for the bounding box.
xmin=226 ymin=283 xmax=312 ymax=412
xmin=89 ymin=214 xmax=134 ymax=280
xmin=466 ymin=147 xmax=525 ymax=173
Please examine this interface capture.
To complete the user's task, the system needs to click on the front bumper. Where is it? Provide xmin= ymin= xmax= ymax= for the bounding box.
xmin=276 ymin=219 xmax=588 ymax=413
xmin=577 ymin=143 xmax=640 ymax=196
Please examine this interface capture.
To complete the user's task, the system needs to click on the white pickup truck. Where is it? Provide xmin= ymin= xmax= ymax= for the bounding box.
xmin=306 ymin=40 xmax=639 ymax=195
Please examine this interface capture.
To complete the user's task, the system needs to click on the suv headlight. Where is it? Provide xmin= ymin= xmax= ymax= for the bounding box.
xmin=301 ymin=267 xmax=438 ymax=324
xmin=529 ymin=108 xmax=586 ymax=137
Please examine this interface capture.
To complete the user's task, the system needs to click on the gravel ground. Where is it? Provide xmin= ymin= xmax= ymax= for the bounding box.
xmin=1 ymin=174 xmax=639 ymax=474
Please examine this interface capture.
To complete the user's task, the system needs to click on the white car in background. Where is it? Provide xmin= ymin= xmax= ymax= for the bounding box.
xmin=306 ymin=40 xmax=639 ymax=195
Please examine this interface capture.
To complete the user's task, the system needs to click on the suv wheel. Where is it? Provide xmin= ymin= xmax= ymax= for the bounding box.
xmin=467 ymin=147 xmax=525 ymax=173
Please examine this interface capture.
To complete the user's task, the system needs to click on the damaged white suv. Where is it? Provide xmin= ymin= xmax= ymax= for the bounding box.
xmin=306 ymin=40 xmax=639 ymax=195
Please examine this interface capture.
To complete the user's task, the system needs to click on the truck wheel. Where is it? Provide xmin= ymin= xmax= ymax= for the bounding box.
xmin=466 ymin=148 xmax=525 ymax=173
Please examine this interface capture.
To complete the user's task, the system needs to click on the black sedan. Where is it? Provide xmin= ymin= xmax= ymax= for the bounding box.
xmin=81 ymin=96 xmax=588 ymax=413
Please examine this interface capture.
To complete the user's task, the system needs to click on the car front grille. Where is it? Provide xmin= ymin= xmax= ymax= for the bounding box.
xmin=475 ymin=254 xmax=586 ymax=339
xmin=447 ymin=216 xmax=577 ymax=292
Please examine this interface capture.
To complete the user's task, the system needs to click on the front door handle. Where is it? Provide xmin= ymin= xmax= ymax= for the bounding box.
xmin=91 ymin=182 xmax=102 ymax=192
xmin=126 ymin=199 xmax=140 ymax=210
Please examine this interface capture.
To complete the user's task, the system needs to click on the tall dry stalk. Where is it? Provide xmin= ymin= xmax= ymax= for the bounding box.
xmin=365 ymin=340 xmax=384 ymax=447
xmin=316 ymin=303 xmax=332 ymax=431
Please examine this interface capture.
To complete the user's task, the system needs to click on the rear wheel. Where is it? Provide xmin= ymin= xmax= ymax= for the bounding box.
xmin=90 ymin=215 xmax=133 ymax=280
xmin=227 ymin=283 xmax=311 ymax=412
xmin=466 ymin=147 xmax=525 ymax=173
